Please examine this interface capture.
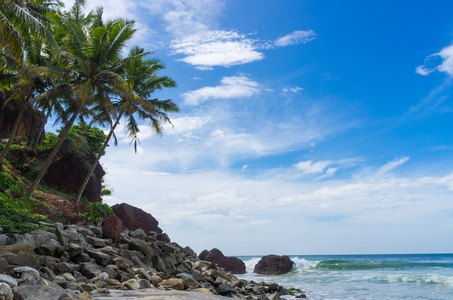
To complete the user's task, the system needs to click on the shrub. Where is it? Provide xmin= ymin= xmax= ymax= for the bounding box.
xmin=85 ymin=202 xmax=112 ymax=223
xmin=0 ymin=194 xmax=45 ymax=233
xmin=0 ymin=171 xmax=15 ymax=192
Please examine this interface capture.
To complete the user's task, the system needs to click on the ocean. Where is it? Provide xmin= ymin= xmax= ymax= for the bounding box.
xmin=237 ymin=254 xmax=453 ymax=300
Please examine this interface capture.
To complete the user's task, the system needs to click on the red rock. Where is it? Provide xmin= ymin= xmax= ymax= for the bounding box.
xmin=203 ymin=248 xmax=246 ymax=274
xmin=198 ymin=249 xmax=209 ymax=260
xmin=103 ymin=213 xmax=123 ymax=239
xmin=112 ymin=203 xmax=162 ymax=234
xmin=253 ymin=255 xmax=294 ymax=275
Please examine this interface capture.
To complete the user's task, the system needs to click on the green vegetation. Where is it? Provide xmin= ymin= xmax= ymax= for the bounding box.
xmin=0 ymin=169 xmax=50 ymax=232
xmin=67 ymin=121 xmax=107 ymax=156
xmin=85 ymin=202 xmax=113 ymax=223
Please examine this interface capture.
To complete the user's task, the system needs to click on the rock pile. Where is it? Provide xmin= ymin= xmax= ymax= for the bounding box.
xmin=0 ymin=224 xmax=291 ymax=300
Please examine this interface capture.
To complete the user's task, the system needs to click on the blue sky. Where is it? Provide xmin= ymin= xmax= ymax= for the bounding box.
xmin=58 ymin=0 xmax=453 ymax=255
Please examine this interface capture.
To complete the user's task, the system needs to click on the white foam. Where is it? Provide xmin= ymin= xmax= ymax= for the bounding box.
xmin=371 ymin=274 xmax=453 ymax=286
xmin=291 ymin=257 xmax=318 ymax=270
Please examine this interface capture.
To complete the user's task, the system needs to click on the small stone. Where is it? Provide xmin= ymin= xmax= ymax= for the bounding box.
xmin=122 ymin=279 xmax=140 ymax=290
xmin=149 ymin=275 xmax=163 ymax=287
xmin=0 ymin=275 xmax=17 ymax=288
xmin=159 ymin=278 xmax=184 ymax=291
xmin=0 ymin=282 xmax=13 ymax=300
xmin=13 ymin=266 xmax=40 ymax=279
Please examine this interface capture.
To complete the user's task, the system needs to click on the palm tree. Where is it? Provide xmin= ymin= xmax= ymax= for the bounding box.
xmin=0 ymin=0 xmax=61 ymax=78
xmin=73 ymin=47 xmax=178 ymax=202
xmin=25 ymin=5 xmax=137 ymax=198
xmin=0 ymin=37 xmax=58 ymax=168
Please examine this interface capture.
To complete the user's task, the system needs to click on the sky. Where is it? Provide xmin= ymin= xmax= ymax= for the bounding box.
xmin=57 ymin=0 xmax=453 ymax=256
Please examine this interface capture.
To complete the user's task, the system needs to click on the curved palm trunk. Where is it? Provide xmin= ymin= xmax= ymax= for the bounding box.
xmin=74 ymin=111 xmax=124 ymax=203
xmin=25 ymin=111 xmax=79 ymax=198
xmin=0 ymin=101 xmax=26 ymax=168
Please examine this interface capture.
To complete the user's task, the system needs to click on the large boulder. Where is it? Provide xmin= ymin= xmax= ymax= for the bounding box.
xmin=202 ymin=248 xmax=246 ymax=274
xmin=253 ymin=255 xmax=294 ymax=275
xmin=112 ymin=203 xmax=162 ymax=234
xmin=102 ymin=213 xmax=122 ymax=239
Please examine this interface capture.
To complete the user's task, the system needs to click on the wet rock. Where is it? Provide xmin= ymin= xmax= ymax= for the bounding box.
xmin=253 ymin=255 xmax=295 ymax=275
xmin=216 ymin=282 xmax=236 ymax=295
xmin=203 ymin=248 xmax=246 ymax=274
xmin=123 ymin=279 xmax=140 ymax=290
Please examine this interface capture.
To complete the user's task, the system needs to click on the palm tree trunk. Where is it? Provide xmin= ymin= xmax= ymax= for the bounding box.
xmin=0 ymin=101 xmax=26 ymax=168
xmin=30 ymin=110 xmax=50 ymax=148
xmin=25 ymin=111 xmax=79 ymax=198
xmin=74 ymin=111 xmax=123 ymax=202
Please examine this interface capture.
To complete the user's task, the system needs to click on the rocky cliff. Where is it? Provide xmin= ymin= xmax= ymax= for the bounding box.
xmin=0 ymin=94 xmax=46 ymax=145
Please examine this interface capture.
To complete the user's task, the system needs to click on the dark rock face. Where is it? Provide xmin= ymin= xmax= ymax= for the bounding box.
xmin=103 ymin=214 xmax=123 ymax=239
xmin=26 ymin=137 xmax=104 ymax=203
xmin=0 ymin=95 xmax=46 ymax=145
xmin=198 ymin=249 xmax=209 ymax=260
xmin=202 ymin=248 xmax=246 ymax=274
xmin=253 ymin=255 xmax=294 ymax=275
xmin=112 ymin=203 xmax=162 ymax=234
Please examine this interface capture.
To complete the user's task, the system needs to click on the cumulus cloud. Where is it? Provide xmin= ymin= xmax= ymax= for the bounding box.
xmin=170 ymin=31 xmax=264 ymax=70
xmin=295 ymin=160 xmax=332 ymax=174
xmin=274 ymin=30 xmax=317 ymax=47
xmin=416 ymin=44 xmax=453 ymax=76
xmin=181 ymin=76 xmax=260 ymax=105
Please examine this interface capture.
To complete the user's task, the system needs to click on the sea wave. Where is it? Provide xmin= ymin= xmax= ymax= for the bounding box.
xmin=315 ymin=260 xmax=453 ymax=270
xmin=370 ymin=274 xmax=453 ymax=286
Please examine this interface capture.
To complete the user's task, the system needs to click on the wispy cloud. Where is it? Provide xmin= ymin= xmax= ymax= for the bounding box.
xmin=283 ymin=86 xmax=304 ymax=93
xmin=181 ymin=76 xmax=261 ymax=105
xmin=274 ymin=30 xmax=317 ymax=47
xmin=377 ymin=157 xmax=410 ymax=176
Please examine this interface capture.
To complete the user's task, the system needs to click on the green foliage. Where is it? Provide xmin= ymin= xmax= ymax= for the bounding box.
xmin=0 ymin=193 xmax=48 ymax=233
xmin=100 ymin=188 xmax=112 ymax=196
xmin=67 ymin=121 xmax=107 ymax=156
xmin=42 ymin=132 xmax=59 ymax=149
xmin=0 ymin=171 xmax=15 ymax=192
xmin=85 ymin=202 xmax=112 ymax=223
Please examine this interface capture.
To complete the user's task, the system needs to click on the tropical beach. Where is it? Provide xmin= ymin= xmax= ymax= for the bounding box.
xmin=1 ymin=0 xmax=453 ymax=299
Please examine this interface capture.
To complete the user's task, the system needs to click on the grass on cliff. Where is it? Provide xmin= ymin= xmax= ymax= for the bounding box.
xmin=0 ymin=166 xmax=50 ymax=233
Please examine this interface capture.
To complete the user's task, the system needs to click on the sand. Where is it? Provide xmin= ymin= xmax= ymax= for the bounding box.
xmin=92 ymin=288 xmax=231 ymax=300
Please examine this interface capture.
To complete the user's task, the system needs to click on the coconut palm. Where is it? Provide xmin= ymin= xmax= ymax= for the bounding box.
xmin=25 ymin=5 xmax=137 ymax=198
xmin=0 ymin=0 xmax=61 ymax=78
xmin=73 ymin=46 xmax=178 ymax=202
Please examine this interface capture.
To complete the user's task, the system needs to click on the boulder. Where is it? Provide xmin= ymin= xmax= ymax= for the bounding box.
xmin=102 ymin=214 xmax=122 ymax=239
xmin=202 ymin=248 xmax=246 ymax=274
xmin=112 ymin=203 xmax=162 ymax=234
xmin=253 ymin=255 xmax=294 ymax=275
xmin=0 ymin=243 xmax=34 ymax=255
xmin=12 ymin=282 xmax=65 ymax=300
xmin=198 ymin=250 xmax=209 ymax=260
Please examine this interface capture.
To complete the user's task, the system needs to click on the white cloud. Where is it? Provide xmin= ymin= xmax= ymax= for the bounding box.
xmin=377 ymin=157 xmax=410 ymax=175
xmin=283 ymin=86 xmax=304 ymax=93
xmin=274 ymin=30 xmax=317 ymax=47
xmin=295 ymin=160 xmax=332 ymax=174
xmin=416 ymin=44 xmax=453 ymax=77
xmin=182 ymin=76 xmax=260 ymax=105
xmin=171 ymin=31 xmax=264 ymax=69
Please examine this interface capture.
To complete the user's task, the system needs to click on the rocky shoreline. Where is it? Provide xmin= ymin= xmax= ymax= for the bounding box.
xmin=0 ymin=222 xmax=306 ymax=300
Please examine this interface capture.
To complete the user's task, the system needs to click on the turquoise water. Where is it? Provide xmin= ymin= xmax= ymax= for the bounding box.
xmin=237 ymin=254 xmax=453 ymax=300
